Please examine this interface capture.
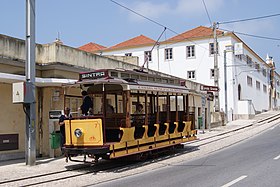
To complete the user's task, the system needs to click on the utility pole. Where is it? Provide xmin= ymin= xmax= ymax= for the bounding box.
xmin=224 ymin=49 xmax=228 ymax=124
xmin=223 ymin=45 xmax=233 ymax=124
xmin=213 ymin=22 xmax=220 ymax=112
xmin=25 ymin=0 xmax=36 ymax=166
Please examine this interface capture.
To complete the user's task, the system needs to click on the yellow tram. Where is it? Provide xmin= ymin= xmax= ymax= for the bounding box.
xmin=63 ymin=69 xmax=198 ymax=163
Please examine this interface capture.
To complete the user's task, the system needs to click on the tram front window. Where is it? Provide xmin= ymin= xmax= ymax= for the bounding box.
xmin=92 ymin=94 xmax=103 ymax=115
xmin=106 ymin=94 xmax=123 ymax=115
xmin=92 ymin=93 xmax=124 ymax=115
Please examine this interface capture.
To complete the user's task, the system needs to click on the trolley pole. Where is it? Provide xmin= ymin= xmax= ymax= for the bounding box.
xmin=25 ymin=0 xmax=36 ymax=166
xmin=213 ymin=22 xmax=220 ymax=112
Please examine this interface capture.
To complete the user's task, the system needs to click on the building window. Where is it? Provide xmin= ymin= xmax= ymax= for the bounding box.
xmin=246 ymin=55 xmax=253 ymax=67
xmin=263 ymin=84 xmax=267 ymax=93
xmin=165 ymin=48 xmax=173 ymax=60
xmin=186 ymin=45 xmax=195 ymax=58
xmin=255 ymin=63 xmax=260 ymax=72
xmin=187 ymin=71 xmax=195 ymax=79
xmin=210 ymin=69 xmax=215 ymax=79
xmin=125 ymin=53 xmax=132 ymax=56
xmin=262 ymin=68 xmax=267 ymax=77
xmin=247 ymin=76 xmax=253 ymax=87
xmin=256 ymin=81 xmax=260 ymax=90
xmin=144 ymin=51 xmax=152 ymax=62
xmin=236 ymin=54 xmax=242 ymax=61
xmin=209 ymin=42 xmax=218 ymax=55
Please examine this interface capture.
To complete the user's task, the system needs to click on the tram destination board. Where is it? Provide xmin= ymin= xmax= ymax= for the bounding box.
xmin=79 ymin=70 xmax=108 ymax=80
xmin=200 ymin=85 xmax=219 ymax=92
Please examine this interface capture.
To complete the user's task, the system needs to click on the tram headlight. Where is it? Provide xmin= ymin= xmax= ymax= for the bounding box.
xmin=74 ymin=128 xmax=83 ymax=138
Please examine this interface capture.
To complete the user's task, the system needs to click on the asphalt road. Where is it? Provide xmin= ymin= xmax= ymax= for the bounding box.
xmin=93 ymin=123 xmax=280 ymax=187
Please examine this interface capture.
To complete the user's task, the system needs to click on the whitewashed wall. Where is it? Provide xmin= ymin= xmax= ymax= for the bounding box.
xmin=103 ymin=34 xmax=272 ymax=118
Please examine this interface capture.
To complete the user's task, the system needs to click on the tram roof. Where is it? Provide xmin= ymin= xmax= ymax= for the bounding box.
xmin=74 ymin=69 xmax=192 ymax=94
xmin=78 ymin=68 xmax=186 ymax=86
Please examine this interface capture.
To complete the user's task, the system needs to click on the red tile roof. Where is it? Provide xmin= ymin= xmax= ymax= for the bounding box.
xmin=105 ymin=35 xmax=156 ymax=51
xmin=167 ymin=26 xmax=224 ymax=42
xmin=80 ymin=27 xmax=224 ymax=53
xmin=78 ymin=42 xmax=107 ymax=52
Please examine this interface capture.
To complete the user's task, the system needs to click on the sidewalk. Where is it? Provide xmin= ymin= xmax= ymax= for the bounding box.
xmin=0 ymin=110 xmax=279 ymax=184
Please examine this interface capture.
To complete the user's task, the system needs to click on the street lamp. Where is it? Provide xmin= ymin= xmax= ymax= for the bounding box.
xmin=234 ymin=68 xmax=269 ymax=84
xmin=224 ymin=45 xmax=233 ymax=124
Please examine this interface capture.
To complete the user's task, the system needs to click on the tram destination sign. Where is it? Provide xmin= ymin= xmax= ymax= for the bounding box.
xmin=200 ymin=85 xmax=219 ymax=92
xmin=79 ymin=70 xmax=108 ymax=81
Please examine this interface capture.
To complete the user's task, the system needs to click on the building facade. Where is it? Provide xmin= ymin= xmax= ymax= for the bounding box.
xmin=97 ymin=26 xmax=279 ymax=120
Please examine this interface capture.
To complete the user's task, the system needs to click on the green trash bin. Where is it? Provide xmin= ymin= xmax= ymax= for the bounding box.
xmin=198 ymin=116 xmax=202 ymax=129
xmin=51 ymin=132 xmax=61 ymax=149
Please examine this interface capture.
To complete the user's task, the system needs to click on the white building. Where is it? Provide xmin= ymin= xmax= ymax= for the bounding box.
xmin=85 ymin=26 xmax=280 ymax=120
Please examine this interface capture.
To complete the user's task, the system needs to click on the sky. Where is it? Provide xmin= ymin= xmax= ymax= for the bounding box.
xmin=1 ymin=0 xmax=280 ymax=70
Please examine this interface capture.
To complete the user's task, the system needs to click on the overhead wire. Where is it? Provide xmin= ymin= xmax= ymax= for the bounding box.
xmin=110 ymin=0 xmax=279 ymax=53
xmin=160 ymin=25 xmax=214 ymax=49
xmin=218 ymin=13 xmax=280 ymax=25
xmin=109 ymin=0 xmax=219 ymax=66
xmin=109 ymin=0 xmax=264 ymax=73
xmin=109 ymin=0 xmax=166 ymax=28
xmin=109 ymin=0 xmax=212 ymax=48
xmin=202 ymin=0 xmax=212 ymax=26
xmin=140 ymin=27 xmax=166 ymax=70
xmin=125 ymin=25 xmax=215 ymax=62
xmin=220 ymin=28 xmax=280 ymax=41
xmin=188 ymin=0 xmax=214 ymax=74
xmin=165 ymin=29 xmax=172 ymax=75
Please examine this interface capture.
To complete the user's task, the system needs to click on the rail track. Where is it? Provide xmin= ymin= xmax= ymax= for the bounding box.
xmin=190 ymin=112 xmax=280 ymax=148
xmin=1 ymin=112 xmax=279 ymax=186
xmin=0 ymin=159 xmax=141 ymax=186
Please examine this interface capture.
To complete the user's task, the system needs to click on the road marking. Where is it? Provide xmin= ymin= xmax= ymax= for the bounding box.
xmin=221 ymin=175 xmax=247 ymax=187
xmin=269 ymin=126 xmax=275 ymax=130
xmin=274 ymin=154 xmax=280 ymax=160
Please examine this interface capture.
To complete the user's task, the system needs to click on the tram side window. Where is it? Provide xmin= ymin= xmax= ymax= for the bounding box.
xmin=158 ymin=96 xmax=167 ymax=112
xmin=169 ymin=95 xmax=184 ymax=111
xmin=177 ymin=96 xmax=184 ymax=111
xmin=131 ymin=94 xmax=146 ymax=126
xmin=170 ymin=95 xmax=177 ymax=122
xmin=130 ymin=94 xmax=146 ymax=113
xmin=158 ymin=95 xmax=168 ymax=123
xmin=170 ymin=95 xmax=184 ymax=121
xmin=170 ymin=96 xmax=176 ymax=111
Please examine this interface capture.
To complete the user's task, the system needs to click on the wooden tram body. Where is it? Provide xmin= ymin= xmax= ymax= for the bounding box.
xmin=63 ymin=69 xmax=198 ymax=162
